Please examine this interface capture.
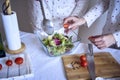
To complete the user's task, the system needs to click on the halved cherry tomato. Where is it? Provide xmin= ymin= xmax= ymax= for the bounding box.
xmin=80 ymin=60 xmax=88 ymax=67
xmin=6 ymin=59 xmax=13 ymax=66
xmin=15 ymin=57 xmax=24 ymax=65
xmin=63 ymin=23 xmax=69 ymax=28
xmin=0 ymin=64 xmax=2 ymax=70
xmin=80 ymin=55 xmax=87 ymax=61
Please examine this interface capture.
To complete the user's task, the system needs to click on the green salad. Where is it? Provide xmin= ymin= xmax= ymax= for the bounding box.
xmin=42 ymin=33 xmax=73 ymax=56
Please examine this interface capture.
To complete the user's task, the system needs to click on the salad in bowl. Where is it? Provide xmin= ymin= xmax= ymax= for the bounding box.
xmin=42 ymin=33 xmax=74 ymax=56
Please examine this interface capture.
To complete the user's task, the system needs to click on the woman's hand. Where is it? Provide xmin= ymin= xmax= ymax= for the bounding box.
xmin=88 ymin=34 xmax=116 ymax=49
xmin=63 ymin=16 xmax=86 ymax=30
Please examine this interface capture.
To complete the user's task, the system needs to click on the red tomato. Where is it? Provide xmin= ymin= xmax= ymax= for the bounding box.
xmin=15 ymin=57 xmax=24 ymax=65
xmin=80 ymin=61 xmax=88 ymax=67
xmin=80 ymin=55 xmax=87 ymax=61
xmin=63 ymin=23 xmax=69 ymax=29
xmin=6 ymin=60 xmax=13 ymax=66
xmin=0 ymin=64 xmax=2 ymax=70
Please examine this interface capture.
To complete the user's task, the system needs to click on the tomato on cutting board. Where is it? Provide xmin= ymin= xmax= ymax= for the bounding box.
xmin=80 ymin=60 xmax=88 ymax=67
xmin=80 ymin=55 xmax=87 ymax=61
xmin=80 ymin=55 xmax=88 ymax=68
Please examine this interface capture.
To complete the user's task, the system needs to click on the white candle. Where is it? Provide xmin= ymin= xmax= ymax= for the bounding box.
xmin=1 ymin=11 xmax=21 ymax=50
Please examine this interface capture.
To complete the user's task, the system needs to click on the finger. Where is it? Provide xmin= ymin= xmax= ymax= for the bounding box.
xmin=96 ymin=44 xmax=106 ymax=49
xmin=63 ymin=18 xmax=67 ymax=21
xmin=97 ymin=46 xmax=106 ymax=49
xmin=68 ymin=25 xmax=74 ymax=29
xmin=72 ymin=26 xmax=77 ymax=30
xmin=68 ymin=22 xmax=79 ymax=29
xmin=90 ymin=41 xmax=106 ymax=49
xmin=94 ymin=40 xmax=104 ymax=45
xmin=63 ymin=17 xmax=73 ymax=24
xmin=64 ymin=17 xmax=76 ymax=24
xmin=99 ymin=46 xmax=106 ymax=49
xmin=88 ymin=35 xmax=102 ymax=42
xmin=92 ymin=40 xmax=105 ymax=48
xmin=89 ymin=39 xmax=103 ymax=44
xmin=94 ymin=37 xmax=103 ymax=42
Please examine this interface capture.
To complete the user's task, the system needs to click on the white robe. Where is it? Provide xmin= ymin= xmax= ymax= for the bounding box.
xmin=28 ymin=0 xmax=89 ymax=42
xmin=83 ymin=0 xmax=120 ymax=48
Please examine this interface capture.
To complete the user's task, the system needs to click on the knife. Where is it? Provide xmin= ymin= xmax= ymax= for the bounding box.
xmin=86 ymin=43 xmax=96 ymax=80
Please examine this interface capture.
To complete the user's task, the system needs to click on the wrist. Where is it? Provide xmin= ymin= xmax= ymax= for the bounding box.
xmin=78 ymin=17 xmax=86 ymax=26
xmin=81 ymin=17 xmax=86 ymax=24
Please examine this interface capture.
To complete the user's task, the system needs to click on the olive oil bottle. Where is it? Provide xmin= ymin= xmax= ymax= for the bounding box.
xmin=0 ymin=33 xmax=6 ymax=58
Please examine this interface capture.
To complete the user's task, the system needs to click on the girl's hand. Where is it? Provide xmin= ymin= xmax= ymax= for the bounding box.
xmin=63 ymin=16 xmax=86 ymax=30
xmin=88 ymin=34 xmax=116 ymax=49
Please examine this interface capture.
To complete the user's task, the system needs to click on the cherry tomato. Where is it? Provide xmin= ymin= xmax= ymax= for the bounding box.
xmin=0 ymin=64 xmax=2 ymax=70
xmin=63 ymin=23 xmax=69 ymax=28
xmin=6 ymin=59 xmax=13 ymax=66
xmin=80 ymin=55 xmax=87 ymax=61
xmin=80 ymin=61 xmax=88 ymax=67
xmin=15 ymin=57 xmax=24 ymax=65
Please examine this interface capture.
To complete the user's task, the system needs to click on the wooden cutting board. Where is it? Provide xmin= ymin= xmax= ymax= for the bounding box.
xmin=62 ymin=52 xmax=120 ymax=80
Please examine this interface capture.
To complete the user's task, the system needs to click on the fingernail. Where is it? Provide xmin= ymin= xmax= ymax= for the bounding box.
xmin=68 ymin=26 xmax=72 ymax=29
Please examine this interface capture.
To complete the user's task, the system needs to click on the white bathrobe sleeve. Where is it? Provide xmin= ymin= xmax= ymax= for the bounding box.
xmin=71 ymin=0 xmax=90 ymax=17
xmin=113 ymin=8 xmax=120 ymax=47
xmin=28 ymin=0 xmax=43 ymax=30
xmin=83 ymin=0 xmax=109 ymax=27
xmin=113 ymin=31 xmax=120 ymax=47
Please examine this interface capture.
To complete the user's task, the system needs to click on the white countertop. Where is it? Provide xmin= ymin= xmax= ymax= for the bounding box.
xmin=10 ymin=31 xmax=120 ymax=80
